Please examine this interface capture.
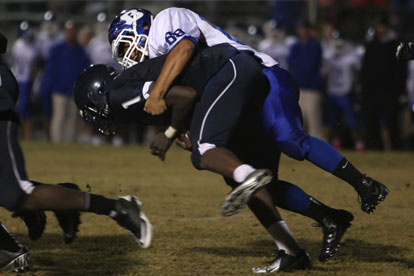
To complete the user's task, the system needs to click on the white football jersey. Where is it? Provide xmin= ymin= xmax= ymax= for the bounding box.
xmin=323 ymin=47 xmax=361 ymax=96
xmin=11 ymin=38 xmax=40 ymax=83
xmin=148 ymin=7 xmax=277 ymax=67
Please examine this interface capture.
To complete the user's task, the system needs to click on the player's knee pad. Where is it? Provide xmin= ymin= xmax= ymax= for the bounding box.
xmin=276 ymin=134 xmax=311 ymax=161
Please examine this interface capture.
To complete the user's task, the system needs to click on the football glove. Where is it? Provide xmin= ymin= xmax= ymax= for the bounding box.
xmin=396 ymin=41 xmax=414 ymax=60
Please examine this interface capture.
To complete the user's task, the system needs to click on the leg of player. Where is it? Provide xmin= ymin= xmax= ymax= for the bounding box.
xmin=1 ymin=118 xmax=152 ymax=249
xmin=262 ymin=65 xmax=389 ymax=214
xmin=0 ymin=222 xmax=30 ymax=272
xmin=221 ymin=177 xmax=311 ymax=273
xmin=189 ymin=53 xmax=273 ymax=216
xmin=247 ymin=190 xmax=312 ymax=273
xmin=199 ymin=147 xmax=273 ymax=217
xmin=266 ymin=180 xmax=353 ymax=262
xmin=19 ymin=185 xmax=152 ymax=249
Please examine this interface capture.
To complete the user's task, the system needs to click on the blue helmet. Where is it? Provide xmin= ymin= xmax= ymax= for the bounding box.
xmin=108 ymin=9 xmax=154 ymax=69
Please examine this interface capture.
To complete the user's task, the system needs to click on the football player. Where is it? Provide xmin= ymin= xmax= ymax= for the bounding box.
xmin=108 ymin=8 xmax=389 ymax=221
xmin=0 ymin=32 xmax=151 ymax=272
xmin=74 ymin=44 xmax=357 ymax=272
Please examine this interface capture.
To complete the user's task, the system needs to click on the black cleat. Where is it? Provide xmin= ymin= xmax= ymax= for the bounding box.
xmin=110 ymin=196 xmax=152 ymax=248
xmin=12 ymin=210 xmax=46 ymax=241
xmin=0 ymin=246 xmax=30 ymax=272
xmin=53 ymin=182 xmax=82 ymax=244
xmin=220 ymin=169 xmax=273 ymax=217
xmin=318 ymin=209 xmax=354 ymax=262
xmin=354 ymin=177 xmax=389 ymax=213
xmin=252 ymin=249 xmax=312 ymax=273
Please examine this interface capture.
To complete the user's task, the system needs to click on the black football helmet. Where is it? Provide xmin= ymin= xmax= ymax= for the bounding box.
xmin=73 ymin=64 xmax=118 ymax=135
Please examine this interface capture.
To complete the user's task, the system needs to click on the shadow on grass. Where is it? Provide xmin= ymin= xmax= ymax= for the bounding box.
xmin=15 ymin=233 xmax=144 ymax=276
xmin=339 ymin=238 xmax=414 ymax=268
xmin=191 ymin=237 xmax=414 ymax=270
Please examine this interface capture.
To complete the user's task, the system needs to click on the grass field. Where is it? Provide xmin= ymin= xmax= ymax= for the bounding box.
xmin=1 ymin=142 xmax=414 ymax=276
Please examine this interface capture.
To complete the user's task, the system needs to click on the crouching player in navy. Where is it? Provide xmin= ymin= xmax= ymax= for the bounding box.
xmin=74 ymin=43 xmax=365 ymax=272
xmin=0 ymin=32 xmax=151 ymax=272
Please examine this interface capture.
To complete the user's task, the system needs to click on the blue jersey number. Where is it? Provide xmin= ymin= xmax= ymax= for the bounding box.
xmin=165 ymin=29 xmax=185 ymax=46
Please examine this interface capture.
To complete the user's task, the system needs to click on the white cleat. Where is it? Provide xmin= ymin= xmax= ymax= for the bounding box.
xmin=220 ymin=169 xmax=273 ymax=217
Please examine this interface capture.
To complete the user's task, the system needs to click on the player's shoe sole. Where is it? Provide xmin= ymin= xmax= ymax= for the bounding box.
xmin=252 ymin=249 xmax=312 ymax=273
xmin=220 ymin=169 xmax=273 ymax=217
xmin=0 ymin=247 xmax=30 ymax=272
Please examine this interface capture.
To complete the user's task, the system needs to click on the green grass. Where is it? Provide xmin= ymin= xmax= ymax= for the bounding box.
xmin=1 ymin=142 xmax=414 ymax=276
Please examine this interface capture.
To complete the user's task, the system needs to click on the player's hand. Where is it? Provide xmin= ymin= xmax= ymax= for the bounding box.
xmin=150 ymin=131 xmax=174 ymax=161
xmin=175 ymin=132 xmax=193 ymax=151
xmin=144 ymin=96 xmax=167 ymax=115
xmin=396 ymin=42 xmax=414 ymax=60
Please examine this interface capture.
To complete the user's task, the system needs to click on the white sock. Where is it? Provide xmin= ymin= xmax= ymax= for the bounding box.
xmin=233 ymin=164 xmax=255 ymax=183
xmin=267 ymin=221 xmax=302 ymax=256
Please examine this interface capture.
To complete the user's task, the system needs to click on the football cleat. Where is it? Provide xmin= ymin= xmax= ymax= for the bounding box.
xmin=220 ymin=169 xmax=273 ymax=217
xmin=0 ymin=246 xmax=30 ymax=272
xmin=12 ymin=210 xmax=46 ymax=241
xmin=317 ymin=209 xmax=354 ymax=262
xmin=354 ymin=176 xmax=389 ymax=213
xmin=252 ymin=249 xmax=312 ymax=273
xmin=53 ymin=182 xmax=82 ymax=244
xmin=110 ymin=195 xmax=152 ymax=248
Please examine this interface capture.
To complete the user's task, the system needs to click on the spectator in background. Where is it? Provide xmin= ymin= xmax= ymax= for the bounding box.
xmin=258 ymin=20 xmax=296 ymax=70
xmin=77 ymin=25 xmax=93 ymax=48
xmin=360 ymin=17 xmax=406 ymax=150
xmin=322 ymin=35 xmax=365 ymax=151
xmin=86 ymin=13 xmax=121 ymax=69
xmin=41 ymin=20 xmax=90 ymax=143
xmin=35 ymin=11 xmax=64 ymax=140
xmin=287 ymin=20 xmax=324 ymax=138
xmin=11 ymin=21 xmax=40 ymax=140
xmin=320 ymin=23 xmax=336 ymax=61
xmin=402 ymin=60 xmax=414 ymax=148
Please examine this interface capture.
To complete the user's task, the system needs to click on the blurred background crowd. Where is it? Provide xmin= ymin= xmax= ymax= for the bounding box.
xmin=0 ymin=0 xmax=414 ymax=151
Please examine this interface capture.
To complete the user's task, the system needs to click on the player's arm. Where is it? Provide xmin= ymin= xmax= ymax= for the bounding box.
xmin=144 ymin=39 xmax=195 ymax=115
xmin=149 ymin=85 xmax=197 ymax=161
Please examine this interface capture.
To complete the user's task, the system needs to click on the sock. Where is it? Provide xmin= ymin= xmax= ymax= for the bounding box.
xmin=266 ymin=180 xmax=311 ymax=214
xmin=86 ymin=194 xmax=116 ymax=215
xmin=267 ymin=221 xmax=302 ymax=256
xmin=266 ymin=181 xmax=334 ymax=224
xmin=307 ymin=136 xmax=343 ymax=173
xmin=233 ymin=164 xmax=255 ymax=183
xmin=333 ymin=157 xmax=365 ymax=188
xmin=303 ymin=197 xmax=334 ymax=224
xmin=0 ymin=223 xmax=21 ymax=252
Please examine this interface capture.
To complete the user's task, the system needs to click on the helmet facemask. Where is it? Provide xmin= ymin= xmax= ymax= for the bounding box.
xmin=79 ymin=106 xmax=117 ymax=136
xmin=79 ymin=82 xmax=117 ymax=136
xmin=111 ymin=16 xmax=150 ymax=69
